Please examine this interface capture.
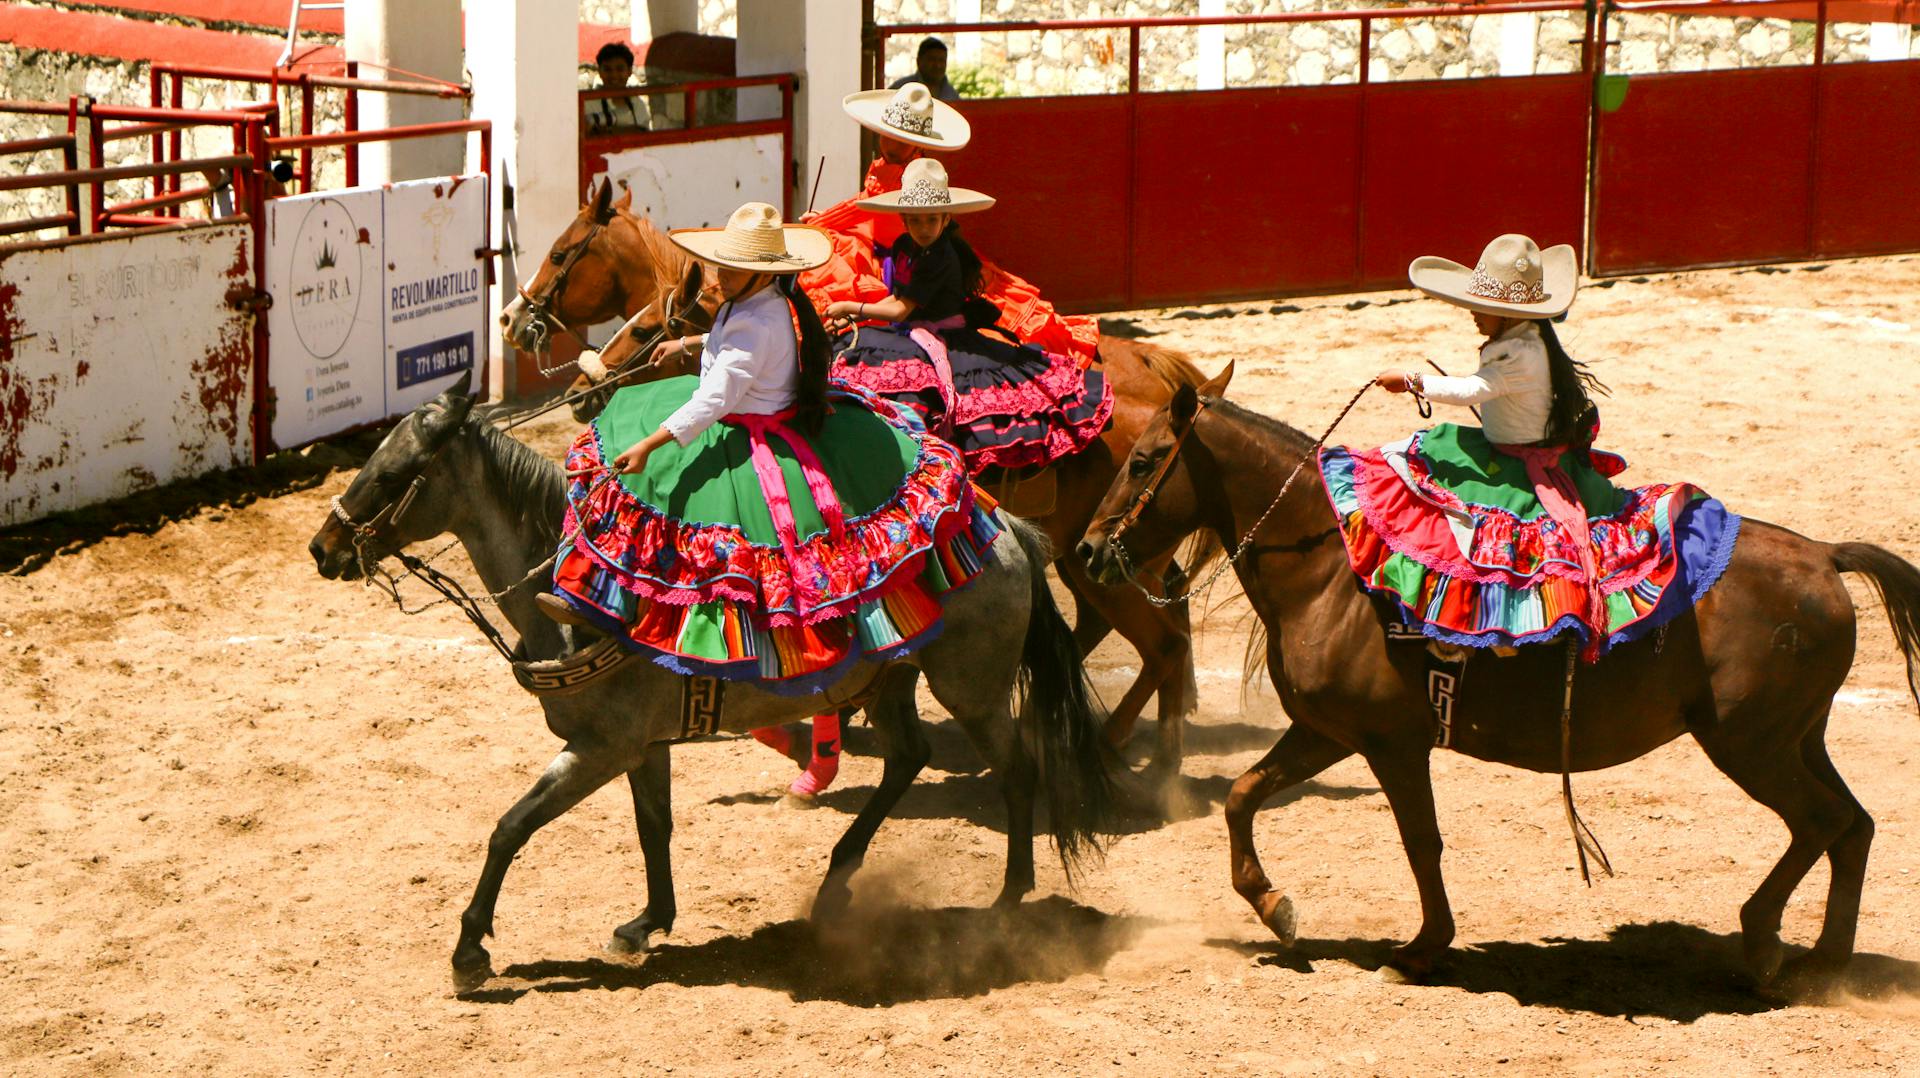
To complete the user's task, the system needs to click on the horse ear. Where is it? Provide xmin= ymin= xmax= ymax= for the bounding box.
xmin=1199 ymin=359 xmax=1235 ymax=401
xmin=613 ymin=186 xmax=633 ymax=214
xmin=416 ymin=377 xmax=475 ymax=445
xmin=449 ymin=369 xmax=473 ymax=398
xmin=674 ymin=258 xmax=704 ymax=311
xmin=1169 ymin=381 xmax=1200 ymax=432
xmin=590 ymin=179 xmax=615 ymax=225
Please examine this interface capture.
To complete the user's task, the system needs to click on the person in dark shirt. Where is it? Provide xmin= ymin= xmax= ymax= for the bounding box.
xmin=823 ymin=159 xmax=1111 ymax=476
xmin=889 ymin=36 xmax=962 ymax=102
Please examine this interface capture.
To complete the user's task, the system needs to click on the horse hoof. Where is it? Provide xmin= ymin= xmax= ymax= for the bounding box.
xmin=1744 ymin=936 xmax=1786 ymax=986
xmin=1376 ymin=964 xmax=1415 ymax=986
xmin=451 ymin=961 xmax=494 ymax=995
xmin=1255 ymin=893 xmax=1296 ymax=946
xmin=606 ymin=933 xmax=648 ymax=956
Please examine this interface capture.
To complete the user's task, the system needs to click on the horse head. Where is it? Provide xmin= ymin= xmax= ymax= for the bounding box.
xmin=310 ymin=372 xmax=477 ymax=580
xmin=566 ymin=255 xmax=708 ymax=423
xmin=1078 ymin=361 xmax=1235 ymax=586
xmin=500 ymin=181 xmax=629 ymax=356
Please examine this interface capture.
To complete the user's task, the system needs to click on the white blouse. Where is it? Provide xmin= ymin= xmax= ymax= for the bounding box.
xmin=1420 ymin=320 xmax=1553 ymax=445
xmin=660 ymin=286 xmax=800 ymax=445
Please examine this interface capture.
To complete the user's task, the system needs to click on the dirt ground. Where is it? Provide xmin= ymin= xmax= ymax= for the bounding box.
xmin=6 ymin=255 xmax=1920 ymax=1076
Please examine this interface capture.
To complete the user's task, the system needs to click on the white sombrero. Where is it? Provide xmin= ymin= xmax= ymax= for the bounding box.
xmin=668 ymin=202 xmax=832 ymax=273
xmin=854 ymin=158 xmax=995 ymax=215
xmin=1408 ymin=233 xmax=1578 ymax=319
xmin=841 ymin=83 xmax=971 ymax=151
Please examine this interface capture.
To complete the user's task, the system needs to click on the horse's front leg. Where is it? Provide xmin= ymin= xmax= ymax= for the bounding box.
xmin=813 ymin=671 xmax=930 ymax=921
xmin=452 ymin=742 xmax=631 ymax=993
xmin=1227 ymin=722 xmax=1354 ymax=944
xmin=1363 ymin=743 xmax=1455 ymax=984
xmin=609 ymin=742 xmax=675 ymax=954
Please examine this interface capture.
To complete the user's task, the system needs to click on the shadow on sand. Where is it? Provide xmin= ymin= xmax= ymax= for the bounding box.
xmin=1213 ymin=921 xmax=1920 ymax=1022
xmin=467 ymin=896 xmax=1147 ymax=1005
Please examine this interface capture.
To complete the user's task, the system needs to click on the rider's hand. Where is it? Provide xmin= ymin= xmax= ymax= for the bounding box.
xmin=648 ymin=336 xmax=690 ymax=368
xmin=612 ymin=441 xmax=652 ymax=475
xmin=824 ymin=300 xmax=860 ymax=321
xmin=1375 ymin=370 xmax=1422 ymax=395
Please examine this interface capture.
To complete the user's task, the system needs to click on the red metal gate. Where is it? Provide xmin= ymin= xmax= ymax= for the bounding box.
xmin=1554 ymin=0 xmax=1920 ymax=273
xmin=881 ymin=4 xmax=1596 ymax=313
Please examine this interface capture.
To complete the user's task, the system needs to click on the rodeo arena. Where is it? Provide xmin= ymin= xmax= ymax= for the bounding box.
xmin=7 ymin=0 xmax=1920 ymax=1073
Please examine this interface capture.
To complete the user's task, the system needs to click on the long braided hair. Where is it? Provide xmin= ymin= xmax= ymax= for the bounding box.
xmin=1535 ymin=318 xmax=1610 ymax=447
xmin=776 ymin=273 xmax=833 ymax=435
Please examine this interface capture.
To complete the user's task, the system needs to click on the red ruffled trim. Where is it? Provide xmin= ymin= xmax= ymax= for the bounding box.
xmin=560 ymin=392 xmax=986 ymax=629
xmin=832 ymin=348 xmax=1095 ymax=424
xmin=1344 ymin=438 xmax=1700 ymax=594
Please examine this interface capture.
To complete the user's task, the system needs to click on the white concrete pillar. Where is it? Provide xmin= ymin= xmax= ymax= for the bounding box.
xmin=1197 ymin=0 xmax=1227 ymax=90
xmin=1869 ymin=21 xmax=1913 ymax=61
xmin=736 ymin=0 xmax=862 ymax=217
xmin=466 ymin=0 xmax=580 ymax=398
xmin=344 ymin=0 xmax=465 ymax=183
xmin=953 ymin=0 xmax=982 ymax=66
xmin=635 ymin=0 xmax=699 ymax=42
xmin=1498 ymin=13 xmax=1539 ymax=76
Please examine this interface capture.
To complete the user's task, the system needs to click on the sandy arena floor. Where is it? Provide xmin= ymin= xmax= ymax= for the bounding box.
xmin=5 ymin=256 xmax=1920 ymax=1075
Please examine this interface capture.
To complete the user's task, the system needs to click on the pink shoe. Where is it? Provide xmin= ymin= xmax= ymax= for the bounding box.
xmin=787 ymin=714 xmax=841 ymax=799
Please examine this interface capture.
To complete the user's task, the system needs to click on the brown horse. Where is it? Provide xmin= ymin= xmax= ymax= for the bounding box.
xmin=500 ymin=182 xmax=1214 ymax=773
xmin=1076 ymin=363 xmax=1920 ymax=988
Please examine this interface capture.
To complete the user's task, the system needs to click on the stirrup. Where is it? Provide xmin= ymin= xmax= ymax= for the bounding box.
xmin=536 ymin=592 xmax=592 ymax=627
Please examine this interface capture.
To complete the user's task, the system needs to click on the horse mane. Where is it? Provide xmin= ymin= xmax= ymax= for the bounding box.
xmin=1113 ymin=340 xmax=1206 ymax=397
xmin=469 ymin=407 xmax=568 ymax=551
xmin=616 ymin=208 xmax=699 ymax=306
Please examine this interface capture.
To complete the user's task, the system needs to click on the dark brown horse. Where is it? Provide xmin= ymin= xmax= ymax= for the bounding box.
xmin=501 ymin=183 xmax=1214 ymax=773
xmin=1076 ymin=363 xmax=1920 ymax=988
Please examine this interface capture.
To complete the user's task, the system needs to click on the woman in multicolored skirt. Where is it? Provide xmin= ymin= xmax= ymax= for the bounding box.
xmin=822 ymin=158 xmax=1111 ymax=477
xmin=1321 ymin=233 xmax=1737 ymax=663
xmin=537 ymin=202 xmax=1001 ymax=795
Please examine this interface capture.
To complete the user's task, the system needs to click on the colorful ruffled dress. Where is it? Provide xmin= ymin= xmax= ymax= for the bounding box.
xmin=828 ymin=229 xmax=1113 ymax=475
xmin=548 ymin=285 xmax=1001 ymax=693
xmin=1318 ymin=321 xmax=1739 ymax=661
xmin=800 ymin=155 xmax=1101 ymax=369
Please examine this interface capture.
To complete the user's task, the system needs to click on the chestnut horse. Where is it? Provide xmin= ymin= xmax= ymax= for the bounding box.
xmin=501 ymin=183 xmax=1213 ymax=773
xmin=1077 ymin=364 xmax=1920 ymax=988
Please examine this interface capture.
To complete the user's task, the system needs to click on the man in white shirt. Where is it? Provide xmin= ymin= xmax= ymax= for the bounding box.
xmin=590 ymin=42 xmax=651 ymax=133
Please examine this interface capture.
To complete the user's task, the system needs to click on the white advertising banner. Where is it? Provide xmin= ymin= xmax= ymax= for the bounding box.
xmin=383 ymin=176 xmax=489 ymax=416
xmin=264 ymin=174 xmax=488 ymax=450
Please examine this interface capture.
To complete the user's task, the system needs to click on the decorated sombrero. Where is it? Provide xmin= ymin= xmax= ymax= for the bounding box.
xmin=854 ymin=159 xmax=994 ymax=215
xmin=668 ymin=202 xmax=832 ymax=274
xmin=1408 ymin=233 xmax=1578 ymax=319
xmin=841 ymin=83 xmax=971 ymax=151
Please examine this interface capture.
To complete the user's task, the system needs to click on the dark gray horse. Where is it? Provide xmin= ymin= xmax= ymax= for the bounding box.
xmin=309 ymin=380 xmax=1115 ymax=993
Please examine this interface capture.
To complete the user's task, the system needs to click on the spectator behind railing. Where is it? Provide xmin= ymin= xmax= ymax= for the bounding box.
xmin=890 ymin=36 xmax=962 ymax=101
xmin=590 ymin=42 xmax=652 ymax=133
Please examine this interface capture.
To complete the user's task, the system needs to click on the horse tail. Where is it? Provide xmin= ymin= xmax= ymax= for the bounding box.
xmin=1832 ymin=542 xmax=1920 ymax=710
xmin=1007 ymin=517 xmax=1117 ymax=876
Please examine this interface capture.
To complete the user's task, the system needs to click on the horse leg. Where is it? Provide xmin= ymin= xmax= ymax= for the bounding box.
xmin=1061 ymin=566 xmax=1114 ymax=657
xmin=1057 ymin=555 xmax=1190 ymax=772
xmin=1364 ymin=745 xmax=1455 ymax=984
xmin=1692 ymin=713 xmax=1857 ymax=985
xmin=452 ymin=741 xmax=633 ymax=992
xmin=811 ymin=669 xmax=930 ymax=922
xmin=609 ymin=742 xmax=675 ymax=954
xmin=1227 ymin=722 xmax=1354 ymax=944
xmin=1778 ymin=712 xmax=1876 ymax=985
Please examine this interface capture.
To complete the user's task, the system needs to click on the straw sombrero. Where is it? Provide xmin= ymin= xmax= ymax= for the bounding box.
xmin=841 ymin=83 xmax=971 ymax=151
xmin=668 ymin=202 xmax=831 ymax=273
xmin=854 ymin=159 xmax=994 ymax=215
xmin=1408 ymin=234 xmax=1578 ymax=319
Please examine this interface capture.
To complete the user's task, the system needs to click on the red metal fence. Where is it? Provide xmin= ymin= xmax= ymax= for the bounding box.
xmin=875 ymin=0 xmax=1920 ymax=310
xmin=578 ymin=72 xmax=798 ymax=211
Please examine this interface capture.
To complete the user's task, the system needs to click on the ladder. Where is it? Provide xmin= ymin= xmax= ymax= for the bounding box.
xmin=277 ymin=1 xmax=345 ymax=68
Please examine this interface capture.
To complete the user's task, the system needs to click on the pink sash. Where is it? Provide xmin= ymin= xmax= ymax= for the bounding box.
xmin=1497 ymin=443 xmax=1609 ymax=663
xmin=723 ymin=410 xmax=845 ymax=615
xmin=905 ymin=314 xmax=968 ymax=438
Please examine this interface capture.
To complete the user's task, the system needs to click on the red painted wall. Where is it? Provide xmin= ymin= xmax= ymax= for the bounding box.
xmin=1815 ymin=59 xmax=1920 ymax=259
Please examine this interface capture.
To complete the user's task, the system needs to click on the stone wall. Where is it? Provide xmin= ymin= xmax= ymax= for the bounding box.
xmin=875 ymin=0 xmax=1913 ymax=95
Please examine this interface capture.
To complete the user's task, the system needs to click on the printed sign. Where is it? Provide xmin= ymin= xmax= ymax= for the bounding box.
xmin=264 ymin=174 xmax=489 ymax=450
xmin=384 ymin=176 xmax=488 ymax=415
